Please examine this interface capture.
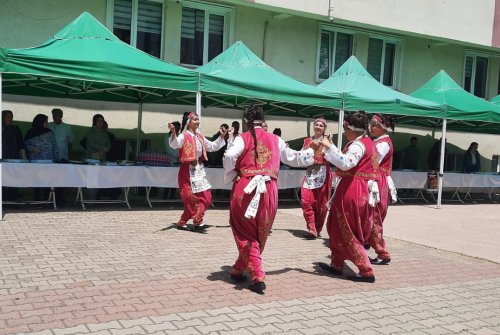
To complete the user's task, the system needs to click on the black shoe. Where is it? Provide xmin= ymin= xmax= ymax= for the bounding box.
xmin=318 ymin=262 xmax=343 ymax=275
xmin=369 ymin=257 xmax=391 ymax=265
xmin=248 ymin=281 xmax=266 ymax=294
xmin=193 ymin=225 xmax=209 ymax=232
xmin=347 ymin=274 xmax=375 ymax=283
xmin=302 ymin=233 xmax=317 ymax=240
xmin=176 ymin=225 xmax=191 ymax=231
xmin=364 ymin=244 xmax=371 ymax=250
xmin=230 ymin=273 xmax=247 ymax=283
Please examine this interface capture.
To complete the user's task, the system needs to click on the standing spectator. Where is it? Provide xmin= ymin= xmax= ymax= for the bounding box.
xmin=164 ymin=121 xmax=181 ymax=165
xmin=2 ymin=110 xmax=27 ymax=201
xmin=427 ymin=138 xmax=447 ymax=171
xmin=84 ymin=114 xmax=110 ymax=160
xmin=24 ymin=114 xmax=58 ymax=161
xmin=24 ymin=114 xmax=58 ymax=201
xmin=231 ymin=121 xmax=240 ymax=137
xmin=163 ymin=121 xmax=181 ymax=199
xmin=208 ymin=123 xmax=229 ymax=167
xmin=401 ymin=136 xmax=420 ymax=169
xmin=463 ymin=142 xmax=481 ymax=173
xmin=48 ymin=108 xmax=73 ymax=161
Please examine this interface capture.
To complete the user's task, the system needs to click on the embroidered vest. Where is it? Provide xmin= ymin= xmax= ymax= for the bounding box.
xmin=303 ymin=137 xmax=326 ymax=165
xmin=236 ymin=128 xmax=280 ymax=179
xmin=178 ymin=131 xmax=208 ymax=163
xmin=336 ymin=136 xmax=379 ymax=180
xmin=375 ymin=136 xmax=393 ymax=176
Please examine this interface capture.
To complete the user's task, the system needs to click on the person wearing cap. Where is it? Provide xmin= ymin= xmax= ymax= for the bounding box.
xmin=316 ymin=111 xmax=379 ymax=283
xmin=168 ymin=112 xmax=226 ymax=232
xmin=223 ymin=105 xmax=316 ymax=294
xmin=367 ymin=114 xmax=396 ymax=265
xmin=300 ymin=118 xmax=333 ymax=240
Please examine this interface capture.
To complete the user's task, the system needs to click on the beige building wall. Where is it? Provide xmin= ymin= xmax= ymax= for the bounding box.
xmin=251 ymin=0 xmax=497 ymax=47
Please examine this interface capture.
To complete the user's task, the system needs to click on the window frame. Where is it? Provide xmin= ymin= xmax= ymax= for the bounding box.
xmin=463 ymin=50 xmax=491 ymax=98
xmin=106 ymin=0 xmax=165 ymax=59
xmin=367 ymin=33 xmax=403 ymax=89
xmin=316 ymin=24 xmax=355 ymax=82
xmin=180 ymin=0 xmax=235 ymax=67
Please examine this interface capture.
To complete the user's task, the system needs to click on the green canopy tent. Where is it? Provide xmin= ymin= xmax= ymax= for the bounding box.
xmin=0 ymin=12 xmax=201 ymax=218
xmin=410 ymin=70 xmax=500 ymax=208
xmin=490 ymin=95 xmax=500 ymax=105
xmin=197 ymin=41 xmax=342 ymax=119
xmin=317 ymin=55 xmax=444 ymax=146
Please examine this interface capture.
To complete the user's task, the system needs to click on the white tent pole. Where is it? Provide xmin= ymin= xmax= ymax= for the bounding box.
xmin=0 ymin=73 xmax=3 ymax=220
xmin=196 ymin=91 xmax=202 ymax=132
xmin=337 ymin=109 xmax=344 ymax=147
xmin=436 ymin=118 xmax=447 ymax=209
xmin=135 ymin=101 xmax=143 ymax=159
xmin=337 ymin=98 xmax=345 ymax=147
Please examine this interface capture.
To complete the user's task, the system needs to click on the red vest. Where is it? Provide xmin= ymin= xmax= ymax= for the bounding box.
xmin=303 ymin=137 xmax=326 ymax=165
xmin=336 ymin=136 xmax=379 ymax=180
xmin=178 ymin=131 xmax=208 ymax=163
xmin=374 ymin=136 xmax=393 ymax=176
xmin=236 ymin=128 xmax=280 ymax=179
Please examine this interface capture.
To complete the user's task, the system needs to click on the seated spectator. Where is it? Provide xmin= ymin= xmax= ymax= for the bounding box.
xmin=401 ymin=136 xmax=420 ymax=170
xmin=463 ymin=142 xmax=481 ymax=173
xmin=2 ymin=110 xmax=27 ymax=201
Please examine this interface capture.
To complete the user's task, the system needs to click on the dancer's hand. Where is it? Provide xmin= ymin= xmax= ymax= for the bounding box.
xmin=309 ymin=140 xmax=322 ymax=151
xmin=321 ymin=135 xmax=333 ymax=149
xmin=219 ymin=126 xmax=228 ymax=138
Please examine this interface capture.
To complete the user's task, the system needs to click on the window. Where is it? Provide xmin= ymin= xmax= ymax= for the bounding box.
xmin=464 ymin=53 xmax=488 ymax=98
xmin=367 ymin=37 xmax=398 ymax=87
xmin=180 ymin=1 xmax=234 ymax=66
xmin=317 ymin=26 xmax=353 ymax=80
xmin=109 ymin=0 xmax=163 ymax=58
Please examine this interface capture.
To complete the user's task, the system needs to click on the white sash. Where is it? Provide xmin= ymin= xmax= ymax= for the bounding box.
xmin=387 ymin=175 xmax=398 ymax=203
xmin=302 ymin=164 xmax=326 ymax=189
xmin=243 ymin=175 xmax=271 ymax=219
xmin=189 ymin=163 xmax=212 ymax=193
xmin=368 ymin=180 xmax=380 ymax=207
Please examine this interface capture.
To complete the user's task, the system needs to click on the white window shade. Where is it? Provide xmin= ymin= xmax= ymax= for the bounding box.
xmin=138 ymin=0 xmax=162 ymax=34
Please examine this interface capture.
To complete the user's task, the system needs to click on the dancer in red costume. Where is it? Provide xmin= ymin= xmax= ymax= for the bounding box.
xmin=317 ymin=111 xmax=380 ymax=283
xmin=223 ymin=105 xmax=315 ymax=294
xmin=168 ymin=112 xmax=226 ymax=231
xmin=368 ymin=114 xmax=397 ymax=265
xmin=300 ymin=118 xmax=333 ymax=240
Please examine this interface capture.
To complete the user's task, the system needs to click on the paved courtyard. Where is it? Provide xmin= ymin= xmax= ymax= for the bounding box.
xmin=0 ymin=203 xmax=499 ymax=335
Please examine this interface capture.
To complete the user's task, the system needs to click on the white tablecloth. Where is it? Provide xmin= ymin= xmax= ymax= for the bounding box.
xmin=2 ymin=163 xmax=306 ymax=190
xmin=3 ymin=163 xmax=499 ymax=191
